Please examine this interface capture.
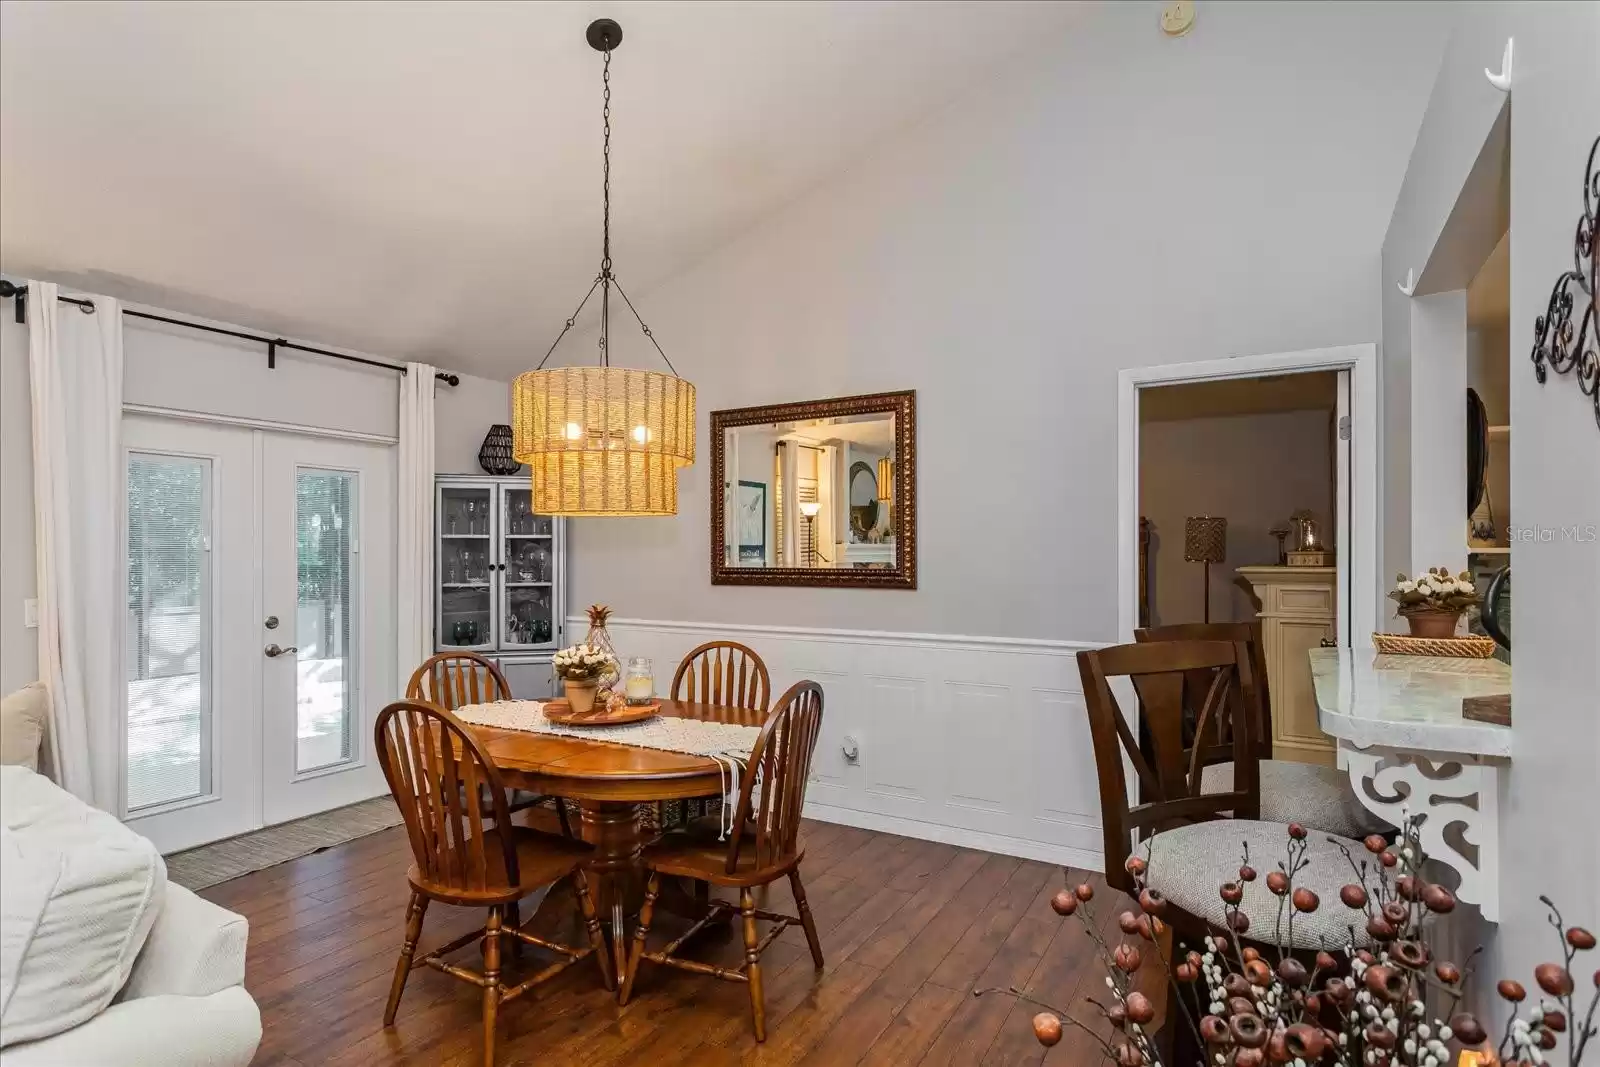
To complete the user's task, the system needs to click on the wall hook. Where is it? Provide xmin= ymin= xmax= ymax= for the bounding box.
xmin=1397 ymin=268 xmax=1417 ymax=297
xmin=1485 ymin=38 xmax=1513 ymax=92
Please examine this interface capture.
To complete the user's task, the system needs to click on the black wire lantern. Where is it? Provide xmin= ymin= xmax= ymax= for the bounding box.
xmin=478 ymin=424 xmax=521 ymax=476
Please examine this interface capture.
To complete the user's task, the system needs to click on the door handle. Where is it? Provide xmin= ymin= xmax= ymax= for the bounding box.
xmin=264 ymin=643 xmax=299 ymax=658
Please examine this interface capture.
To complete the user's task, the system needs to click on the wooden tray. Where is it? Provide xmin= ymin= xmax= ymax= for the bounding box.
xmin=1370 ymin=632 xmax=1498 ymax=658
xmin=543 ymin=698 xmax=661 ymax=726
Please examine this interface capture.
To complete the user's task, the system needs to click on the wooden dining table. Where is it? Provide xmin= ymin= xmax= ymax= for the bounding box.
xmin=462 ymin=697 xmax=765 ymax=985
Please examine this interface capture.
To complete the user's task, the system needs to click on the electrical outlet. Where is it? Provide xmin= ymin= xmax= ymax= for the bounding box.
xmin=23 ymin=598 xmax=38 ymax=629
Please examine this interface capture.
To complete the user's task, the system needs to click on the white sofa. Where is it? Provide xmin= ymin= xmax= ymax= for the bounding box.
xmin=0 ymin=762 xmax=262 ymax=1066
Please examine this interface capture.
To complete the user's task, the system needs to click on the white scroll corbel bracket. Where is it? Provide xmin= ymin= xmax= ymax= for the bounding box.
xmin=1485 ymin=38 xmax=1513 ymax=92
xmin=1397 ymin=268 xmax=1417 ymax=297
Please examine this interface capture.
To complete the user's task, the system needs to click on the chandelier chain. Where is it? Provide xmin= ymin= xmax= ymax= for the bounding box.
xmin=532 ymin=20 xmax=681 ymax=378
xmin=601 ymin=46 xmax=612 ymax=275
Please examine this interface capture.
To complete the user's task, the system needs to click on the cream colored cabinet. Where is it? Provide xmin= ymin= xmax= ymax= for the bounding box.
xmin=1236 ymin=566 xmax=1336 ymax=766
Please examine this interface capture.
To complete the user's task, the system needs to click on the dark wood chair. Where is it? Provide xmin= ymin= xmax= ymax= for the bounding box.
xmin=618 ymin=680 xmax=825 ymax=1042
xmin=1134 ymin=622 xmax=1387 ymax=840
xmin=376 ymin=700 xmax=610 ymax=1067
xmin=407 ymin=651 xmax=573 ymax=837
xmin=1077 ymin=641 xmax=1381 ymax=953
xmin=670 ymin=640 xmax=771 ymax=711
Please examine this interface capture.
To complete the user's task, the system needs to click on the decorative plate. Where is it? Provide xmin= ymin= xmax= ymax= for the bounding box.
xmin=542 ymin=699 xmax=662 ymax=726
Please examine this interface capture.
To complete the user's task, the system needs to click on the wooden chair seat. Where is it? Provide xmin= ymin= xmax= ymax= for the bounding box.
xmin=377 ymin=699 xmax=610 ymax=1066
xmin=640 ymin=835 xmax=803 ymax=888
xmin=1141 ymin=818 xmax=1385 ymax=949
xmin=619 ymin=680 xmax=826 ymax=1043
xmin=1200 ymin=759 xmax=1391 ymax=839
xmin=406 ymin=825 xmax=595 ymax=907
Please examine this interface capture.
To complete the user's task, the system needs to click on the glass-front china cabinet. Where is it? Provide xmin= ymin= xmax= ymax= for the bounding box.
xmin=435 ymin=476 xmax=567 ymax=697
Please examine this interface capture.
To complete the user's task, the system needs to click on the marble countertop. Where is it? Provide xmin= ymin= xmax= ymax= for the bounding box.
xmin=1309 ymin=647 xmax=1513 ymax=757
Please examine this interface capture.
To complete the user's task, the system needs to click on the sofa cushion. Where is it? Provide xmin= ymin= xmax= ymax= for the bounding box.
xmin=0 ymin=683 xmax=49 ymax=773
xmin=0 ymin=766 xmax=167 ymax=1048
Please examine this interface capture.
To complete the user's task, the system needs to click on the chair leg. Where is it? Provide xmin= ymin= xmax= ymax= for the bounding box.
xmin=740 ymin=887 xmax=766 ymax=1042
xmin=618 ymin=871 xmax=660 ymax=1005
xmin=555 ymin=798 xmax=573 ymax=838
xmin=573 ymin=867 xmax=613 ymax=992
xmin=506 ymin=900 xmax=522 ymax=961
xmin=383 ymin=892 xmax=429 ymax=1026
xmin=481 ymin=906 xmax=502 ymax=1067
xmin=789 ymin=869 xmax=824 ymax=970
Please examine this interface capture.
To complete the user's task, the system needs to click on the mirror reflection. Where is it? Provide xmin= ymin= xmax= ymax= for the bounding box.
xmin=722 ymin=412 xmax=898 ymax=570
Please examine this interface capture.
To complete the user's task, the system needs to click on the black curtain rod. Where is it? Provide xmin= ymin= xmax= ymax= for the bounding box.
xmin=0 ymin=281 xmax=459 ymax=386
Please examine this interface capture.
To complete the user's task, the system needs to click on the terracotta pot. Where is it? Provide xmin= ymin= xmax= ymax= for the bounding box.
xmin=1401 ymin=608 xmax=1463 ymax=639
xmin=564 ymin=678 xmax=599 ymax=715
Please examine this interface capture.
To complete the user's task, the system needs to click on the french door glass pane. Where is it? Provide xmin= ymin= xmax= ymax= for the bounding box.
xmin=296 ymin=470 xmax=357 ymax=772
xmin=126 ymin=454 xmax=211 ymax=812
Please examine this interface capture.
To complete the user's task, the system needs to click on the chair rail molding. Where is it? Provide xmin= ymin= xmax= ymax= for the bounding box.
xmin=570 ymin=615 xmax=1108 ymax=870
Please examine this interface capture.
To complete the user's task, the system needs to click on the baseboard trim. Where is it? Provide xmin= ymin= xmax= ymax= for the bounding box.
xmin=803 ymin=801 xmax=1105 ymax=873
xmin=568 ymin=615 xmax=1105 ymax=657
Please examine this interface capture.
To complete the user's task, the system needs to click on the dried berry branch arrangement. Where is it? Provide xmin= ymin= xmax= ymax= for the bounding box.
xmin=982 ymin=818 xmax=1597 ymax=1065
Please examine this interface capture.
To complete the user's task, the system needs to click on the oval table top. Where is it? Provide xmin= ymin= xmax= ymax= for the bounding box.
xmin=464 ymin=698 xmax=766 ymax=803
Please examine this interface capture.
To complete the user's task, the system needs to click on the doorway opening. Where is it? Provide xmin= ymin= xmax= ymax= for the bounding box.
xmin=1117 ymin=344 xmax=1379 ymax=763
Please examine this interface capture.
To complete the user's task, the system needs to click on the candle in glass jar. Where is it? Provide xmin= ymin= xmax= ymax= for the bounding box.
xmin=624 ymin=657 xmax=654 ymax=705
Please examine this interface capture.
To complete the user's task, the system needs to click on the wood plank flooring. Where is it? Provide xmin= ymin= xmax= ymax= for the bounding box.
xmin=203 ymin=818 xmax=1128 ymax=1066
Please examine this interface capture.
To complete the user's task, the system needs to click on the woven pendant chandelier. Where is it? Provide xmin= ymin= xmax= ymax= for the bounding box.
xmin=512 ymin=18 xmax=695 ymax=516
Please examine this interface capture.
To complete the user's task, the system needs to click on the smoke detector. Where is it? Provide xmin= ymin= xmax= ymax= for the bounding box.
xmin=1161 ymin=0 xmax=1196 ymax=37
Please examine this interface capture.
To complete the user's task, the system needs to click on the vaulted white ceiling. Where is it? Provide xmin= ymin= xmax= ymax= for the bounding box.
xmin=1 ymin=0 xmax=1080 ymax=379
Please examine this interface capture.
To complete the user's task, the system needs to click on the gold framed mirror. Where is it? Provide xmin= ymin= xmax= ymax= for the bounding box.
xmin=711 ymin=390 xmax=915 ymax=589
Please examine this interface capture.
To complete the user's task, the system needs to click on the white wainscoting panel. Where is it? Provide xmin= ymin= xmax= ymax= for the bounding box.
xmin=574 ymin=617 xmax=1107 ymax=871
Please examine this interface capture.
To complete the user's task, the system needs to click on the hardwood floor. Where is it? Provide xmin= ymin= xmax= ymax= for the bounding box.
xmin=203 ymin=818 xmax=1126 ymax=1066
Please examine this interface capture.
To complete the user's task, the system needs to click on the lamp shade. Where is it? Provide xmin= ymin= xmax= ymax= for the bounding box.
xmin=512 ymin=366 xmax=696 ymax=516
xmin=1183 ymin=516 xmax=1228 ymax=564
xmin=877 ymin=456 xmax=894 ymax=503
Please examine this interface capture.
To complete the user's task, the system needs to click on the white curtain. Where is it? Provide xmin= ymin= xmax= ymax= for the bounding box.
xmin=396 ymin=363 xmax=436 ymax=693
xmin=28 ymin=282 xmax=124 ymax=808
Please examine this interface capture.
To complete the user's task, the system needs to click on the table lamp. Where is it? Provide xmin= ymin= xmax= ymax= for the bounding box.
xmin=1184 ymin=515 xmax=1228 ymax=622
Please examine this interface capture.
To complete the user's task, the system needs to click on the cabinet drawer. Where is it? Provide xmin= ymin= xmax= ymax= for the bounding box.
xmin=1265 ymin=583 xmax=1336 ymax=618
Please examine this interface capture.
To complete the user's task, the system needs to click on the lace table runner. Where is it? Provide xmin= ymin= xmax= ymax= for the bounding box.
xmin=454 ymin=700 xmax=762 ymax=834
xmin=454 ymin=700 xmax=761 ymax=759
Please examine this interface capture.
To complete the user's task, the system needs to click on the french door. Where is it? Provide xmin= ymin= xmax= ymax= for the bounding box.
xmin=122 ymin=415 xmax=395 ymax=853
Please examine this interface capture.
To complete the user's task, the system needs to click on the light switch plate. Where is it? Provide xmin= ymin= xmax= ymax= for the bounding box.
xmin=24 ymin=598 xmax=39 ymax=628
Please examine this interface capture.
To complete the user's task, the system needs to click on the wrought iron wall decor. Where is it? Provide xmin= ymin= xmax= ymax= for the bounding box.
xmin=1531 ymin=135 xmax=1599 ymax=432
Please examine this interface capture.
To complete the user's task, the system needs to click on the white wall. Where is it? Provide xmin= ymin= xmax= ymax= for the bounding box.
xmin=1408 ymin=290 xmax=1469 ymax=576
xmin=1381 ymin=1 xmax=1600 ymax=1039
xmin=434 ymin=371 xmax=513 ymax=475
xmin=1140 ymin=409 xmax=1333 ymax=626
xmin=565 ymin=1 xmax=1446 ymax=642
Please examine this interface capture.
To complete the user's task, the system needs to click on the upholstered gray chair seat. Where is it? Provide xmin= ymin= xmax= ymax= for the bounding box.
xmin=1200 ymin=759 xmax=1392 ymax=839
xmin=1144 ymin=819 xmax=1383 ymax=949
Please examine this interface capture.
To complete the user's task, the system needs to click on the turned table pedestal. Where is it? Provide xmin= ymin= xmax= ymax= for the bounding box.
xmin=466 ymin=698 xmax=763 ymax=985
